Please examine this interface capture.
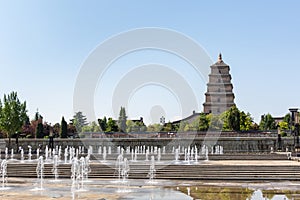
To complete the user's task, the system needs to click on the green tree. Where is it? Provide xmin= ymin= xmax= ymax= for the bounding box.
xmin=53 ymin=123 xmax=60 ymax=136
xmin=240 ymin=111 xmax=253 ymax=131
xmin=60 ymin=116 xmax=68 ymax=138
xmin=259 ymin=113 xmax=276 ymax=130
xmin=279 ymin=121 xmax=289 ymax=136
xmin=126 ymin=120 xmax=147 ymax=132
xmin=126 ymin=120 xmax=135 ymax=132
xmin=147 ymin=123 xmax=163 ymax=132
xmin=0 ymin=92 xmax=28 ymax=148
xmin=184 ymin=123 xmax=191 ymax=132
xmin=226 ymin=106 xmax=240 ymax=131
xmin=35 ymin=122 xmax=44 ymax=138
xmin=24 ymin=116 xmax=30 ymax=125
xmin=178 ymin=121 xmax=188 ymax=132
xmin=198 ymin=113 xmax=210 ymax=131
xmin=283 ymin=113 xmax=291 ymax=129
xmin=106 ymin=118 xmax=119 ymax=132
xmin=82 ymin=121 xmax=100 ymax=132
xmin=98 ymin=116 xmax=107 ymax=132
xmin=135 ymin=120 xmax=147 ymax=132
xmin=72 ymin=111 xmax=88 ymax=133
xmin=118 ymin=107 xmax=127 ymax=132
xmin=189 ymin=120 xmax=199 ymax=131
xmin=162 ymin=122 xmax=175 ymax=132
xmin=207 ymin=114 xmax=223 ymax=130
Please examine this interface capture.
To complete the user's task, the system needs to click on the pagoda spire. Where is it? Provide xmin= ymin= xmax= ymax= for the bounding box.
xmin=218 ymin=53 xmax=223 ymax=63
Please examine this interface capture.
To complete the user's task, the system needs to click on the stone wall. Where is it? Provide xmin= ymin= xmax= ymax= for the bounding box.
xmin=1 ymin=137 xmax=295 ymax=153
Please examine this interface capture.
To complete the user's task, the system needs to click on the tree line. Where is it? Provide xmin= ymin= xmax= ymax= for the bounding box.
xmin=0 ymin=92 xmax=295 ymax=143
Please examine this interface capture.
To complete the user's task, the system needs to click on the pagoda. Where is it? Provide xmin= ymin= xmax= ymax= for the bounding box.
xmin=203 ymin=53 xmax=235 ymax=114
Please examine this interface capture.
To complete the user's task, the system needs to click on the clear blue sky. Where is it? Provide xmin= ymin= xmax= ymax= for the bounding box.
xmin=0 ymin=1 xmax=299 ymax=125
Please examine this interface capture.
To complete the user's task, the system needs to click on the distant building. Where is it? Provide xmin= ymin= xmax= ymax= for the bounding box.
xmin=273 ymin=117 xmax=284 ymax=126
xmin=171 ymin=110 xmax=200 ymax=126
xmin=203 ymin=53 xmax=235 ymax=114
xmin=131 ymin=117 xmax=144 ymax=124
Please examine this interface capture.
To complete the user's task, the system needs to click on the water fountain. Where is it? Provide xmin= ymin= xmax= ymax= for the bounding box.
xmin=147 ymin=156 xmax=156 ymax=184
xmin=20 ymin=148 xmax=24 ymax=162
xmin=0 ymin=159 xmax=9 ymax=190
xmin=194 ymin=146 xmax=198 ymax=163
xmin=79 ymin=157 xmax=86 ymax=190
xmin=5 ymin=147 xmax=8 ymax=160
xmin=83 ymin=156 xmax=91 ymax=182
xmin=142 ymin=145 xmax=146 ymax=154
xmin=117 ymin=146 xmax=121 ymax=155
xmin=75 ymin=148 xmax=79 ymax=159
xmin=186 ymin=147 xmax=191 ymax=164
xmin=1 ymin=143 xmax=297 ymax=200
xmin=220 ymin=146 xmax=224 ymax=154
xmin=51 ymin=155 xmax=59 ymax=181
xmin=121 ymin=158 xmax=130 ymax=183
xmin=35 ymin=156 xmax=44 ymax=191
xmin=10 ymin=149 xmax=14 ymax=160
xmin=157 ymin=148 xmax=161 ymax=162
xmin=68 ymin=147 xmax=72 ymax=163
xmin=108 ymin=146 xmax=112 ymax=155
xmin=187 ymin=187 xmax=191 ymax=196
xmin=64 ymin=147 xmax=68 ymax=164
xmin=205 ymin=147 xmax=209 ymax=161
xmin=71 ymin=156 xmax=89 ymax=191
xmin=45 ymin=146 xmax=49 ymax=161
xmin=190 ymin=147 xmax=194 ymax=162
xmin=36 ymin=148 xmax=40 ymax=160
xmin=126 ymin=146 xmax=130 ymax=154
xmin=116 ymin=154 xmax=124 ymax=182
xmin=103 ymin=146 xmax=107 ymax=161
xmin=131 ymin=149 xmax=134 ymax=161
xmin=175 ymin=148 xmax=180 ymax=163
xmin=184 ymin=148 xmax=188 ymax=163
xmin=71 ymin=157 xmax=80 ymax=190
xmin=98 ymin=146 xmax=102 ymax=155
xmin=115 ymin=156 xmax=131 ymax=193
xmin=28 ymin=146 xmax=32 ymax=161
xmin=134 ymin=149 xmax=137 ymax=162
xmin=88 ymin=146 xmax=93 ymax=157
xmin=145 ymin=149 xmax=149 ymax=161
xmin=58 ymin=146 xmax=62 ymax=161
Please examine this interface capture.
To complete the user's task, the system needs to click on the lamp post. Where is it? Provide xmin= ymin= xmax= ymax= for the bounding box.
xmin=289 ymin=108 xmax=300 ymax=156
xmin=295 ymin=123 xmax=300 ymax=155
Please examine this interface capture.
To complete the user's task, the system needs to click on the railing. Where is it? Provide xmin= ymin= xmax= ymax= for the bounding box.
xmin=80 ymin=130 xmax=278 ymax=139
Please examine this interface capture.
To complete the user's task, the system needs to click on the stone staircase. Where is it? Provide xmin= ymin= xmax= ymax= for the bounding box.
xmin=6 ymin=161 xmax=300 ymax=181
